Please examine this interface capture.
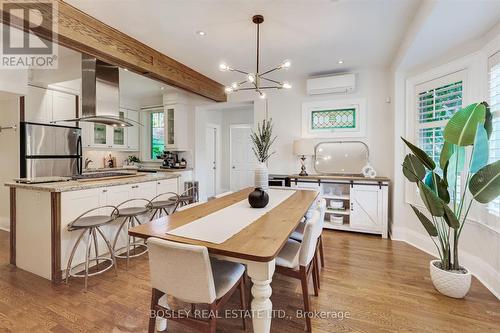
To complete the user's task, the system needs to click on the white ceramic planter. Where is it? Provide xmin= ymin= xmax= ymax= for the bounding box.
xmin=429 ymin=259 xmax=471 ymax=298
xmin=255 ymin=162 xmax=269 ymax=190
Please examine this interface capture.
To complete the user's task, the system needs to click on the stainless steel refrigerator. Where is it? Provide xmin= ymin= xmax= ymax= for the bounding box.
xmin=20 ymin=122 xmax=83 ymax=178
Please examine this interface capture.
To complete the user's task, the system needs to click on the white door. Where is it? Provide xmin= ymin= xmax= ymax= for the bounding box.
xmin=350 ymin=185 xmax=382 ymax=232
xmin=206 ymin=126 xmax=217 ymax=198
xmin=230 ymin=125 xmax=256 ymax=191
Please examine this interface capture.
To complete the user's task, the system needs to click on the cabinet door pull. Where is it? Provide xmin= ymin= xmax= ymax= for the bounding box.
xmin=350 ymin=202 xmax=354 ymax=211
xmin=102 ymin=189 xmax=108 ymax=193
xmin=131 ymin=185 xmax=139 ymax=189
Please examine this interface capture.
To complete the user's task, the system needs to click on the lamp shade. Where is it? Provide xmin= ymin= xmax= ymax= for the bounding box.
xmin=293 ymin=139 xmax=315 ymax=156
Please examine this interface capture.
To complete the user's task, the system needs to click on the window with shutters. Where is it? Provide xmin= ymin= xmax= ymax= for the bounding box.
xmin=415 ymin=73 xmax=464 ymax=202
xmin=487 ymin=52 xmax=500 ymax=217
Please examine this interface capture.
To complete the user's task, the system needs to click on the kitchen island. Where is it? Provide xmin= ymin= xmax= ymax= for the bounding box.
xmin=6 ymin=173 xmax=180 ymax=282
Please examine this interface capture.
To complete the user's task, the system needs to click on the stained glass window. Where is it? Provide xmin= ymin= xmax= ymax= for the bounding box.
xmin=311 ymin=108 xmax=356 ymax=130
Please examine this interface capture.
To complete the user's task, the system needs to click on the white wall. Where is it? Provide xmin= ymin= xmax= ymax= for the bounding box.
xmin=0 ymin=94 xmax=20 ymax=231
xmin=392 ymin=29 xmax=500 ymax=299
xmin=227 ymin=69 xmax=394 ymax=179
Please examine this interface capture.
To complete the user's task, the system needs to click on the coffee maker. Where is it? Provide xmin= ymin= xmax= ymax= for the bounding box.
xmin=162 ymin=151 xmax=177 ymax=168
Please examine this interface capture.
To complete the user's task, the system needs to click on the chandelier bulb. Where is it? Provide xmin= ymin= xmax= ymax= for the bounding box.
xmin=231 ymin=82 xmax=239 ymax=89
xmin=282 ymin=81 xmax=292 ymax=89
xmin=219 ymin=63 xmax=230 ymax=71
xmin=280 ymin=59 xmax=291 ymax=69
xmin=224 ymin=86 xmax=233 ymax=93
xmin=248 ymin=73 xmax=256 ymax=83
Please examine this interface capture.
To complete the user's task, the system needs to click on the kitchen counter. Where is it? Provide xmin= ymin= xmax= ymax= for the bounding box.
xmin=5 ymin=173 xmax=180 ymax=193
xmin=84 ymin=166 xmax=193 ymax=173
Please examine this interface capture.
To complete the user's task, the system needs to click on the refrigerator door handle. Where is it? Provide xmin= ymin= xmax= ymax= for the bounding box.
xmin=77 ymin=135 xmax=83 ymax=175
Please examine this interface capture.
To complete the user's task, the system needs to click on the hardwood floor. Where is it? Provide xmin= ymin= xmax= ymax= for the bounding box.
xmin=0 ymin=230 xmax=498 ymax=332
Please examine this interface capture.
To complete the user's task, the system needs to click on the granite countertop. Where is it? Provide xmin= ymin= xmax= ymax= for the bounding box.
xmin=84 ymin=166 xmax=193 ymax=173
xmin=289 ymin=174 xmax=391 ymax=182
xmin=5 ymin=173 xmax=180 ymax=193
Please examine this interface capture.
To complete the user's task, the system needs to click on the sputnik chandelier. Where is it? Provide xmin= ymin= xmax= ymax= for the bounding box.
xmin=219 ymin=15 xmax=292 ymax=99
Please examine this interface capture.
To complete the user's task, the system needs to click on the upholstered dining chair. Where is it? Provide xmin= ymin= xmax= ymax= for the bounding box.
xmin=275 ymin=210 xmax=321 ymax=332
xmin=147 ymin=238 xmax=247 ymax=333
xmin=290 ymin=198 xmax=326 ymax=270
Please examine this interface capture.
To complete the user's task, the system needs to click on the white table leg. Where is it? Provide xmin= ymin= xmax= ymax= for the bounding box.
xmin=246 ymin=260 xmax=275 ymax=333
xmin=156 ymin=295 xmax=169 ymax=331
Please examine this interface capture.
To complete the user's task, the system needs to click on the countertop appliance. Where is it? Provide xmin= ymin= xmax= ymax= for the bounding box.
xmin=20 ymin=122 xmax=83 ymax=178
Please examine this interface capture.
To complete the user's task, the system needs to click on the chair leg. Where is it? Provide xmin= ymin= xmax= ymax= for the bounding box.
xmin=209 ymin=302 xmax=217 ymax=333
xmin=315 ymin=254 xmax=321 ymax=290
xmin=125 ymin=217 xmax=131 ymax=270
xmin=96 ymin=226 xmax=118 ymax=276
xmin=299 ymin=266 xmax=312 ymax=332
xmin=312 ymin=258 xmax=319 ymax=297
xmin=149 ymin=288 xmax=164 ymax=333
xmin=65 ymin=229 xmax=86 ymax=284
xmin=319 ymin=235 xmax=325 ymax=268
xmin=83 ymin=229 xmax=93 ymax=292
xmin=239 ymin=276 xmax=247 ymax=330
xmin=92 ymin=227 xmax=99 ymax=270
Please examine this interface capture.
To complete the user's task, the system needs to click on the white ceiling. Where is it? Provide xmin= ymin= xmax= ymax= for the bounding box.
xmin=65 ymin=0 xmax=420 ymax=85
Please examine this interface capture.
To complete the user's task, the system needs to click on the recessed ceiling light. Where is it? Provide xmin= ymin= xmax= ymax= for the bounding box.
xmin=123 ymin=68 xmax=129 ymax=71
xmin=338 ymin=59 xmax=344 ymax=64
xmin=160 ymin=87 xmax=165 ymax=90
xmin=196 ymin=30 xmax=206 ymax=36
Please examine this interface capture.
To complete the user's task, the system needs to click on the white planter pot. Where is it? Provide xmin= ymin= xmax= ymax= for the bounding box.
xmin=255 ymin=163 xmax=269 ymax=190
xmin=429 ymin=260 xmax=471 ymax=298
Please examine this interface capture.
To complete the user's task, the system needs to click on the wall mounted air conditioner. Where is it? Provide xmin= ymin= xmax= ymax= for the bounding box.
xmin=306 ymin=73 xmax=356 ymax=95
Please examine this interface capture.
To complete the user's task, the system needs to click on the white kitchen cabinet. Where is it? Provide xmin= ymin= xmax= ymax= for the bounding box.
xmin=25 ymin=86 xmax=77 ymax=126
xmin=52 ymin=91 xmax=77 ymax=127
xmin=126 ymin=109 xmax=140 ymax=151
xmin=164 ymin=104 xmax=189 ymax=150
xmin=24 ymin=86 xmax=53 ymax=123
xmin=156 ymin=177 xmax=179 ymax=195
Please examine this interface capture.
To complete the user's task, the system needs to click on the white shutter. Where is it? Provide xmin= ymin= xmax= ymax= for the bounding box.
xmin=487 ymin=52 xmax=500 ymax=216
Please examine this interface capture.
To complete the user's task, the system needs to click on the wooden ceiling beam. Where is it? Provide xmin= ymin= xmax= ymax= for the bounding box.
xmin=0 ymin=0 xmax=227 ymax=102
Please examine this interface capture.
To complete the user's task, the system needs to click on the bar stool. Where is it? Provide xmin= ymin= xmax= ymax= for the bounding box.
xmin=168 ymin=186 xmax=197 ymax=208
xmin=65 ymin=205 xmax=119 ymax=292
xmin=113 ymin=198 xmax=152 ymax=269
xmin=149 ymin=192 xmax=180 ymax=221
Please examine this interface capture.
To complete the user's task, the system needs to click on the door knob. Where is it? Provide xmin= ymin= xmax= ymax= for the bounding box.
xmin=232 ymin=166 xmax=236 ymax=169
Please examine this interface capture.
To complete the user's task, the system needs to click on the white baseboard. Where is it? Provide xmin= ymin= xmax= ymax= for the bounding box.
xmin=392 ymin=227 xmax=500 ymax=300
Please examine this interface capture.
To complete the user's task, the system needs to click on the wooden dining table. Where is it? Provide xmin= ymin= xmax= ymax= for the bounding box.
xmin=129 ymin=187 xmax=318 ymax=333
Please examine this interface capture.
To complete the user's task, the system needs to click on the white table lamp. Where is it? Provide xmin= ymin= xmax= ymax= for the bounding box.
xmin=293 ymin=139 xmax=315 ymax=176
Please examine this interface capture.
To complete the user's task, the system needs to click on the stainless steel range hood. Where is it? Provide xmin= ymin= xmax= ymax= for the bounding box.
xmin=52 ymin=54 xmax=134 ymax=127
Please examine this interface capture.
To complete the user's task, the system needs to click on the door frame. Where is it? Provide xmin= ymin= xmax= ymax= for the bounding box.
xmin=229 ymin=123 xmax=254 ymax=192
xmin=206 ymin=123 xmax=221 ymax=197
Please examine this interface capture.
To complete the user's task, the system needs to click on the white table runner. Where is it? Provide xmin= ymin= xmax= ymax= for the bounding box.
xmin=167 ymin=189 xmax=296 ymax=244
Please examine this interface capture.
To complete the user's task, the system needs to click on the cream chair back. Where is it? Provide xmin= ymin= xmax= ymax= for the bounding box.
xmin=315 ymin=198 xmax=327 ymax=238
xmin=147 ymin=238 xmax=217 ymax=304
xmin=298 ymin=210 xmax=321 ymax=267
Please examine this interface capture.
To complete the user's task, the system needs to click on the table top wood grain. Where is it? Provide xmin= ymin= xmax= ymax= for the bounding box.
xmin=129 ymin=187 xmax=318 ymax=262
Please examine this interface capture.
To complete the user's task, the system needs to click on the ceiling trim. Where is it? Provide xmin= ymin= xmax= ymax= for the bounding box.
xmin=0 ymin=0 xmax=227 ymax=102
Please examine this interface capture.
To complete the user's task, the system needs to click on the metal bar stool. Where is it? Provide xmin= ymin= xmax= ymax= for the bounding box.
xmin=112 ymin=198 xmax=152 ymax=269
xmin=65 ymin=205 xmax=119 ymax=292
xmin=168 ymin=186 xmax=197 ymax=208
xmin=149 ymin=192 xmax=180 ymax=221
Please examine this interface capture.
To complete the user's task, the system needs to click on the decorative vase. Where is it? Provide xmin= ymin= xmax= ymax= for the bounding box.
xmin=248 ymin=188 xmax=269 ymax=208
xmin=255 ymin=162 xmax=269 ymax=190
xmin=429 ymin=260 xmax=471 ymax=298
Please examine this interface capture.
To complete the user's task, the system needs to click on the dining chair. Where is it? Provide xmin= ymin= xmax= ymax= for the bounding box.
xmin=290 ymin=198 xmax=326 ymax=269
xmin=275 ymin=210 xmax=321 ymax=332
xmin=147 ymin=238 xmax=247 ymax=333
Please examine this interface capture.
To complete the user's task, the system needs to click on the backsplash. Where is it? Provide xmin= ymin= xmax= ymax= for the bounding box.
xmin=83 ymin=149 xmax=140 ymax=169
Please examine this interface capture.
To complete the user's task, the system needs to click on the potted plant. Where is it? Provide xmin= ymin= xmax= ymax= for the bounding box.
xmin=250 ymin=119 xmax=277 ymax=190
xmin=402 ymin=102 xmax=500 ymax=298
xmin=127 ymin=155 xmax=141 ymax=166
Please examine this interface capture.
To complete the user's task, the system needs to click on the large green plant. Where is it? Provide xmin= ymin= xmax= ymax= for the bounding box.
xmin=251 ymin=119 xmax=277 ymax=163
xmin=402 ymin=102 xmax=500 ymax=271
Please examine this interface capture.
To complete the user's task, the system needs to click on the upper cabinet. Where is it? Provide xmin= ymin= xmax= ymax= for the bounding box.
xmin=163 ymin=93 xmax=189 ymax=151
xmin=25 ymin=86 xmax=77 ymax=127
xmin=82 ymin=107 xmax=140 ymax=151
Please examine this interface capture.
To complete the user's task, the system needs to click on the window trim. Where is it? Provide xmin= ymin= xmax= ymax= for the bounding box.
xmin=140 ymin=106 xmax=165 ymax=163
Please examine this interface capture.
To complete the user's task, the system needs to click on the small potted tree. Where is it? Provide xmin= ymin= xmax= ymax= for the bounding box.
xmin=251 ymin=119 xmax=277 ymax=191
xmin=402 ymin=102 xmax=500 ymax=298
